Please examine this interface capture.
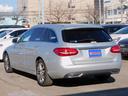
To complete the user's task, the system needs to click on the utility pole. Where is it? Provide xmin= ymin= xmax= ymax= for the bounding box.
xmin=38 ymin=0 xmax=41 ymax=24
xmin=119 ymin=0 xmax=125 ymax=24
xmin=42 ymin=0 xmax=45 ymax=24
xmin=38 ymin=0 xmax=40 ymax=23
xmin=38 ymin=0 xmax=44 ymax=24
xmin=103 ymin=1 xmax=105 ymax=24
xmin=99 ymin=0 xmax=102 ymax=24
xmin=68 ymin=0 xmax=73 ymax=23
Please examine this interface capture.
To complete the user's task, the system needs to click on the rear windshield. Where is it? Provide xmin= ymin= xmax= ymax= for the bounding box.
xmin=62 ymin=28 xmax=112 ymax=43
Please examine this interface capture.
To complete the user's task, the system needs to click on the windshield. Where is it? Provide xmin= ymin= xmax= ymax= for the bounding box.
xmin=114 ymin=27 xmax=128 ymax=34
xmin=0 ymin=30 xmax=6 ymax=34
xmin=104 ymin=26 xmax=125 ymax=34
xmin=62 ymin=28 xmax=112 ymax=43
xmin=0 ymin=32 xmax=7 ymax=38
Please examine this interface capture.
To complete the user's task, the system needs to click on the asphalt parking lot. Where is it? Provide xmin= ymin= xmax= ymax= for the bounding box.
xmin=0 ymin=59 xmax=128 ymax=96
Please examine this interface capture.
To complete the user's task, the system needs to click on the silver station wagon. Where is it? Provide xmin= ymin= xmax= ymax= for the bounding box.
xmin=3 ymin=24 xmax=122 ymax=86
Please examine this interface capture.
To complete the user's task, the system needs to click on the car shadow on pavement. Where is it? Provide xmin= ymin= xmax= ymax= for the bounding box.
xmin=13 ymin=69 xmax=37 ymax=80
xmin=13 ymin=69 xmax=115 ymax=87
xmin=0 ymin=60 xmax=3 ymax=62
xmin=53 ymin=76 xmax=115 ymax=87
xmin=63 ymin=87 xmax=128 ymax=96
xmin=122 ymin=56 xmax=128 ymax=60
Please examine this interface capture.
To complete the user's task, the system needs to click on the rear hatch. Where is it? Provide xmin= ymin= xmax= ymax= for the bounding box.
xmin=61 ymin=28 xmax=119 ymax=65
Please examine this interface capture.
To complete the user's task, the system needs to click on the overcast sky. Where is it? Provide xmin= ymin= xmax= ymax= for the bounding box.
xmin=0 ymin=0 xmax=16 ymax=12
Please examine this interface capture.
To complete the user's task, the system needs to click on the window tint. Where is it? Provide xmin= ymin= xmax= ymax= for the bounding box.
xmin=18 ymin=30 xmax=33 ymax=42
xmin=17 ymin=30 xmax=27 ymax=36
xmin=104 ymin=26 xmax=126 ymax=34
xmin=10 ymin=30 xmax=27 ymax=37
xmin=62 ymin=28 xmax=112 ymax=43
xmin=104 ymin=27 xmax=121 ymax=34
xmin=0 ymin=31 xmax=6 ymax=34
xmin=0 ymin=32 xmax=7 ymax=38
xmin=114 ymin=27 xmax=128 ymax=34
xmin=29 ymin=28 xmax=57 ymax=43
xmin=10 ymin=31 xmax=17 ymax=37
xmin=29 ymin=28 xmax=46 ymax=41
xmin=45 ymin=29 xmax=57 ymax=42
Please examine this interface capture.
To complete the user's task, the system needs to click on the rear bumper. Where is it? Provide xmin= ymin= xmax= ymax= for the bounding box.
xmin=64 ymin=69 xmax=120 ymax=78
xmin=48 ymin=61 xmax=122 ymax=79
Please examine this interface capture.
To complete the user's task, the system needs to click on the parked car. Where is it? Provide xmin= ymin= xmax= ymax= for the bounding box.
xmin=0 ymin=25 xmax=25 ymax=29
xmin=118 ymin=38 xmax=128 ymax=57
xmin=0 ymin=28 xmax=18 ymax=39
xmin=0 ymin=28 xmax=29 ymax=60
xmin=111 ymin=27 xmax=128 ymax=43
xmin=0 ymin=28 xmax=16 ymax=34
xmin=3 ymin=24 xmax=122 ymax=86
xmin=102 ymin=24 xmax=128 ymax=34
xmin=0 ymin=28 xmax=29 ymax=40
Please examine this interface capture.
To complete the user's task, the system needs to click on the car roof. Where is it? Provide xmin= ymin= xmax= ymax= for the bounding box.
xmin=102 ymin=24 xmax=128 ymax=27
xmin=0 ymin=28 xmax=29 ymax=32
xmin=32 ymin=24 xmax=103 ymax=31
xmin=0 ymin=25 xmax=25 ymax=29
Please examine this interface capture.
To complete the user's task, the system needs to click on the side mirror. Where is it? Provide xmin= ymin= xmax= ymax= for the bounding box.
xmin=12 ymin=38 xmax=18 ymax=43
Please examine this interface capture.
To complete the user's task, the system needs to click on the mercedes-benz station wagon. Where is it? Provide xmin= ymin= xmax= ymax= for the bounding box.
xmin=3 ymin=24 xmax=122 ymax=86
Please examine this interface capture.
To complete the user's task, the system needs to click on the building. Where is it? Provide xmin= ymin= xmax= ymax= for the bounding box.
xmin=17 ymin=0 xmax=43 ymax=26
xmin=104 ymin=0 xmax=128 ymax=24
xmin=17 ymin=0 xmax=103 ymax=25
xmin=45 ymin=0 xmax=104 ymax=24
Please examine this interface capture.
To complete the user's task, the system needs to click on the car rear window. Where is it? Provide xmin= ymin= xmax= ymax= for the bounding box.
xmin=62 ymin=28 xmax=112 ymax=43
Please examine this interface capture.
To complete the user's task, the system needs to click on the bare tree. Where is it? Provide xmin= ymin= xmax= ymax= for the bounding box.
xmin=119 ymin=0 xmax=126 ymax=23
xmin=46 ymin=0 xmax=69 ymax=23
xmin=84 ymin=5 xmax=99 ymax=24
xmin=14 ymin=6 xmax=27 ymax=25
xmin=125 ymin=11 xmax=128 ymax=23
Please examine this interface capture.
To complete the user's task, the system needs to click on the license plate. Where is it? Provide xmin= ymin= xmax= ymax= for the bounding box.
xmin=89 ymin=49 xmax=102 ymax=57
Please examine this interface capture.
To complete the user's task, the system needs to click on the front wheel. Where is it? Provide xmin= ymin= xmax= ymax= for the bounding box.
xmin=36 ymin=59 xmax=53 ymax=86
xmin=3 ymin=53 xmax=13 ymax=73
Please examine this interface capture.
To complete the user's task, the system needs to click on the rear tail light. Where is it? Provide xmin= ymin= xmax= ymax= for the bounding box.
xmin=110 ymin=45 xmax=121 ymax=53
xmin=54 ymin=48 xmax=78 ymax=56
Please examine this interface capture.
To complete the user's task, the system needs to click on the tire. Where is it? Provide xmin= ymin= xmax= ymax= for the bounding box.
xmin=3 ymin=53 xmax=13 ymax=73
xmin=95 ymin=74 xmax=111 ymax=80
xmin=36 ymin=59 xmax=53 ymax=86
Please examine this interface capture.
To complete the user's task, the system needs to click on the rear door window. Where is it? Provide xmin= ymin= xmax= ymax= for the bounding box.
xmin=29 ymin=28 xmax=57 ymax=43
xmin=62 ymin=28 xmax=112 ymax=43
xmin=29 ymin=28 xmax=46 ymax=42
xmin=44 ymin=29 xmax=58 ymax=43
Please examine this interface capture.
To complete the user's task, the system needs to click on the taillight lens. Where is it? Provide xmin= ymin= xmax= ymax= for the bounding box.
xmin=110 ymin=45 xmax=121 ymax=53
xmin=54 ymin=48 xmax=78 ymax=56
